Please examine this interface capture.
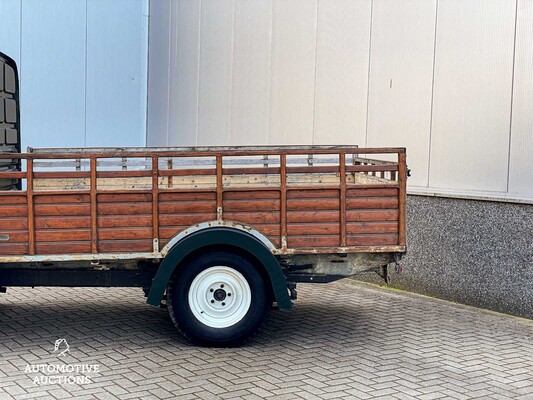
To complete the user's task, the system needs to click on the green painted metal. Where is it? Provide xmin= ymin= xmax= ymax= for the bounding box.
xmin=146 ymin=227 xmax=292 ymax=310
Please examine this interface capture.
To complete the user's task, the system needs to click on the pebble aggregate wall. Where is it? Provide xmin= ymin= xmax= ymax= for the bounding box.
xmin=356 ymin=195 xmax=533 ymax=319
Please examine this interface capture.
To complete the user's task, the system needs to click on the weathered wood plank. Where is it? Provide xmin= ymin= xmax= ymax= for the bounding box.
xmin=346 ymin=222 xmax=399 ymax=234
xmin=0 ymin=243 xmax=29 ymax=255
xmin=36 ymin=217 xmax=91 ymax=229
xmin=36 ymin=230 xmax=91 ymax=242
xmin=224 ymin=199 xmax=280 ymax=212
xmin=98 ymin=239 xmax=152 ymax=252
xmin=0 ymin=218 xmax=28 ymax=230
xmin=98 ymin=227 xmax=152 ymax=240
xmin=346 ymin=234 xmax=398 ymax=246
xmin=346 ymin=210 xmax=398 ymax=222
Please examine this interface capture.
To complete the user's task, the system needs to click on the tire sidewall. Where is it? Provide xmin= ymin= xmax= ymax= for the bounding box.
xmin=170 ymin=251 xmax=270 ymax=346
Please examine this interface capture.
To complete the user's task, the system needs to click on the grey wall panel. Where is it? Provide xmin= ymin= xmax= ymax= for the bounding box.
xmin=229 ymin=0 xmax=272 ymax=145
xmin=197 ymin=0 xmax=234 ymax=146
xmin=429 ymin=0 xmax=516 ymax=192
xmin=268 ymin=0 xmax=317 ymax=145
xmin=21 ymin=0 xmax=86 ymax=149
xmin=366 ymin=0 xmax=436 ymax=188
xmin=147 ymin=0 xmax=171 ymax=147
xmin=509 ymin=0 xmax=533 ymax=197
xmin=313 ymin=0 xmax=372 ymax=146
xmin=86 ymin=0 xmax=148 ymax=147
xmin=0 ymin=0 xmax=21 ymax=66
xmin=170 ymin=0 xmax=200 ymax=146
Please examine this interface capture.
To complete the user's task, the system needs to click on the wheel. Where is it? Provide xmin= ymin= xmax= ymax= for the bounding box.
xmin=167 ymin=251 xmax=272 ymax=347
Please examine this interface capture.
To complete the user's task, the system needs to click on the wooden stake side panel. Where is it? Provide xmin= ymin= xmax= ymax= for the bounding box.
xmin=0 ymin=147 xmax=407 ymax=257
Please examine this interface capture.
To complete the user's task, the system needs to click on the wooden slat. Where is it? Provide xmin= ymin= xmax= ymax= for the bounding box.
xmin=287 ymin=211 xmax=339 ymax=223
xmin=280 ymin=154 xmax=287 ymax=249
xmin=98 ymin=227 xmax=152 ymax=240
xmin=286 ymin=166 xmax=339 ymax=174
xmin=339 ymin=153 xmax=347 ymax=247
xmin=152 ymin=155 xmax=159 ymax=251
xmin=159 ymin=192 xmax=216 ymax=201
xmin=159 ymin=213 xmax=216 ymax=227
xmin=98 ymin=239 xmax=153 ymax=253
xmin=346 ymin=222 xmax=399 ymax=234
xmin=0 ymin=218 xmax=28 ymax=230
xmin=346 ymin=187 xmax=398 ymax=197
xmin=36 ymin=216 xmax=90 ymax=229
xmin=90 ymin=157 xmax=98 ymax=253
xmin=0 ymin=231 xmax=29 ymax=242
xmin=0 ymin=243 xmax=29 ymax=255
xmin=36 ymin=242 xmax=92 ymax=254
xmin=222 ymin=211 xmax=280 ymax=224
xmin=36 ymin=230 xmax=91 ymax=242
xmin=346 ymin=210 xmax=398 ymax=222
xmin=33 ymin=194 xmax=90 ymax=204
xmin=97 ymin=203 xmax=152 ymax=215
xmin=159 ymin=168 xmax=216 ymax=177
xmin=27 ymin=159 xmax=35 ymax=255
xmin=0 ymin=205 xmax=29 ymax=217
xmin=224 ymin=199 xmax=280 ymax=212
xmin=0 ymin=171 xmax=27 ymax=179
xmin=34 ymin=204 xmax=90 ymax=216
xmin=34 ymin=171 xmax=90 ymax=179
xmin=346 ymin=234 xmax=399 ymax=246
xmin=222 ymin=167 xmax=281 ymax=175
xmin=224 ymin=190 xmax=280 ymax=200
xmin=398 ymin=151 xmax=407 ymax=246
xmin=0 ymin=195 xmax=27 ymax=205
xmin=216 ymin=155 xmax=223 ymax=219
xmin=287 ymin=223 xmax=339 ymax=236
xmin=346 ymin=164 xmax=398 ymax=172
xmin=346 ymin=197 xmax=398 ymax=209
xmin=159 ymin=201 xmax=215 ymax=214
xmin=97 ymin=170 xmax=152 ymax=178
xmin=98 ymin=215 xmax=152 ymax=228
xmin=287 ymin=199 xmax=340 ymax=211
xmin=98 ymin=193 xmax=152 ymax=202
xmin=287 ymin=189 xmax=339 ymax=198
xmin=288 ymin=235 xmax=340 ymax=248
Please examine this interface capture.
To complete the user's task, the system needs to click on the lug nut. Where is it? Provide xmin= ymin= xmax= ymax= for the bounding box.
xmin=211 ymin=300 xmax=215 ymax=304
xmin=220 ymin=284 xmax=224 ymax=288
xmin=227 ymin=293 xmax=231 ymax=297
xmin=222 ymin=302 xmax=225 ymax=306
xmin=210 ymin=288 xmax=214 ymax=292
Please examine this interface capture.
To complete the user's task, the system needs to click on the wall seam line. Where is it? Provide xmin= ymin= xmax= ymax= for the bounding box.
xmin=506 ymin=0 xmax=519 ymax=193
xmin=364 ymin=0 xmax=374 ymax=148
xmin=426 ymin=0 xmax=439 ymax=189
xmin=195 ymin=0 xmax=202 ymax=146
xmin=311 ymin=0 xmax=320 ymax=145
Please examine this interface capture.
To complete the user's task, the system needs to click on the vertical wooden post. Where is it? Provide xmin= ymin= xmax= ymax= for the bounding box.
xmin=90 ymin=157 xmax=98 ymax=254
xmin=152 ymin=155 xmax=160 ymax=252
xmin=26 ymin=159 xmax=35 ymax=255
xmin=398 ymin=150 xmax=407 ymax=246
xmin=216 ymin=155 xmax=223 ymax=221
xmin=280 ymin=154 xmax=287 ymax=250
xmin=339 ymin=153 xmax=347 ymax=247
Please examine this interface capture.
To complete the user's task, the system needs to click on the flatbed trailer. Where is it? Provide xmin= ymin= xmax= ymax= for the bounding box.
xmin=0 ymin=52 xmax=407 ymax=346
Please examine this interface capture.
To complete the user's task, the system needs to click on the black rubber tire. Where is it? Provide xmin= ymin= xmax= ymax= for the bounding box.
xmin=167 ymin=251 xmax=272 ymax=347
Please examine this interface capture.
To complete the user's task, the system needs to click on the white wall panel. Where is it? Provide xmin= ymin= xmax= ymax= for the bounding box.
xmin=21 ymin=0 xmax=86 ymax=149
xmin=268 ymin=0 xmax=317 ymax=145
xmin=147 ymin=0 xmax=172 ymax=146
xmin=313 ymin=0 xmax=372 ymax=146
xmin=0 ymin=0 xmax=21 ymax=66
xmin=429 ymin=0 xmax=516 ymax=192
xmin=170 ymin=0 xmax=200 ymax=146
xmin=229 ymin=0 xmax=272 ymax=145
xmin=86 ymin=0 xmax=148 ymax=147
xmin=197 ymin=0 xmax=234 ymax=145
xmin=366 ymin=0 xmax=436 ymax=187
xmin=509 ymin=0 xmax=533 ymax=197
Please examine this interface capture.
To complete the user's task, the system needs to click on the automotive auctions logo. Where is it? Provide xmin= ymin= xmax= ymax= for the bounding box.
xmin=25 ymin=339 xmax=100 ymax=385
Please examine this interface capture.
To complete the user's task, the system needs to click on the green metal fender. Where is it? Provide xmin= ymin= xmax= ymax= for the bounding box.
xmin=146 ymin=227 xmax=292 ymax=310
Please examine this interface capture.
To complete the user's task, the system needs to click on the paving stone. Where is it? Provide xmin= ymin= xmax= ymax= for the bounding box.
xmin=0 ymin=281 xmax=532 ymax=399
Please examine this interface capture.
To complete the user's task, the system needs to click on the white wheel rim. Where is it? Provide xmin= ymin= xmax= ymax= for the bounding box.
xmin=188 ymin=266 xmax=252 ymax=328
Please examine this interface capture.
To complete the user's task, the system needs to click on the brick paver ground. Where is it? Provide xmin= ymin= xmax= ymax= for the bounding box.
xmin=0 ymin=280 xmax=532 ymax=400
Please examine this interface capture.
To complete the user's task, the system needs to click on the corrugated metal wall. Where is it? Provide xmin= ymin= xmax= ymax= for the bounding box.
xmin=0 ymin=0 xmax=149 ymax=150
xmin=147 ymin=0 xmax=533 ymax=202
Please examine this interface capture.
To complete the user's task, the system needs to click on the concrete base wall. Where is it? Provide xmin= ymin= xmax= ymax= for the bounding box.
xmin=355 ymin=195 xmax=533 ymax=319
